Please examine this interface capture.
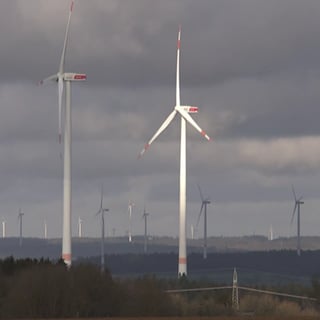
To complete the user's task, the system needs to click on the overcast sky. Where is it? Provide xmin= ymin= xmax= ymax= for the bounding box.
xmin=1 ymin=0 xmax=320 ymax=241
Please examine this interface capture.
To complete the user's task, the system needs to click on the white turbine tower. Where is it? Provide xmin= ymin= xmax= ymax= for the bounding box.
xmin=128 ymin=201 xmax=134 ymax=243
xmin=2 ymin=220 xmax=6 ymax=238
xmin=96 ymin=185 xmax=109 ymax=273
xmin=142 ymin=206 xmax=149 ymax=253
xmin=18 ymin=209 xmax=24 ymax=247
xmin=39 ymin=1 xmax=86 ymax=267
xmin=190 ymin=224 xmax=194 ymax=240
xmin=78 ymin=217 xmax=82 ymax=238
xmin=139 ymin=27 xmax=211 ymax=276
xmin=291 ymin=185 xmax=304 ymax=256
xmin=196 ymin=185 xmax=211 ymax=259
xmin=44 ymin=220 xmax=48 ymax=239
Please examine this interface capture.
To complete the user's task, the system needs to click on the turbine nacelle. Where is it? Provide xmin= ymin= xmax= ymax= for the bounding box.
xmin=179 ymin=106 xmax=198 ymax=113
xmin=64 ymin=73 xmax=87 ymax=81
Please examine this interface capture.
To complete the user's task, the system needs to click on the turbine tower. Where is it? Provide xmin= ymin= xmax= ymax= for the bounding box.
xmin=78 ymin=217 xmax=82 ymax=238
xmin=18 ymin=209 xmax=24 ymax=247
xmin=142 ymin=206 xmax=149 ymax=253
xmin=196 ymin=185 xmax=211 ymax=259
xmin=44 ymin=220 xmax=48 ymax=239
xmin=139 ymin=27 xmax=211 ymax=276
xmin=128 ymin=201 xmax=134 ymax=243
xmin=96 ymin=185 xmax=109 ymax=273
xmin=39 ymin=1 xmax=86 ymax=267
xmin=291 ymin=185 xmax=304 ymax=256
xmin=190 ymin=224 xmax=194 ymax=240
xmin=2 ymin=220 xmax=6 ymax=238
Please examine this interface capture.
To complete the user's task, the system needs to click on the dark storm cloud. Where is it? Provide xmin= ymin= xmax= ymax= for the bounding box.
xmin=1 ymin=0 xmax=320 ymax=238
xmin=2 ymin=0 xmax=320 ymax=86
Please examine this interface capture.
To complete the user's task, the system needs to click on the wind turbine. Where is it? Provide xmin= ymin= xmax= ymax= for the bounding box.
xmin=39 ymin=1 xmax=86 ymax=267
xmin=96 ymin=185 xmax=109 ymax=273
xmin=139 ymin=27 xmax=211 ymax=276
xmin=128 ymin=201 xmax=134 ymax=243
xmin=18 ymin=209 xmax=24 ymax=247
xmin=196 ymin=185 xmax=211 ymax=259
xmin=78 ymin=217 xmax=82 ymax=238
xmin=44 ymin=219 xmax=48 ymax=239
xmin=190 ymin=224 xmax=194 ymax=240
xmin=142 ymin=206 xmax=149 ymax=253
xmin=291 ymin=185 xmax=304 ymax=256
xmin=2 ymin=220 xmax=6 ymax=238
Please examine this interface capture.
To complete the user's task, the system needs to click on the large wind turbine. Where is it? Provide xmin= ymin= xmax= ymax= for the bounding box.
xmin=139 ymin=27 xmax=211 ymax=276
xmin=291 ymin=185 xmax=304 ymax=256
xmin=96 ymin=185 xmax=109 ymax=273
xmin=142 ymin=206 xmax=149 ymax=253
xmin=39 ymin=1 xmax=86 ymax=267
xmin=18 ymin=209 xmax=24 ymax=247
xmin=196 ymin=185 xmax=211 ymax=259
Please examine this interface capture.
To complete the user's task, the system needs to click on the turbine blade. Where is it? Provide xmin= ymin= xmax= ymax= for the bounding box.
xmin=176 ymin=106 xmax=211 ymax=141
xmin=59 ymin=0 xmax=74 ymax=74
xmin=197 ymin=184 xmax=204 ymax=202
xmin=58 ymin=76 xmax=64 ymax=144
xmin=292 ymin=185 xmax=297 ymax=202
xmin=38 ymin=74 xmax=58 ymax=86
xmin=176 ymin=25 xmax=181 ymax=107
xmin=139 ymin=110 xmax=177 ymax=158
xmin=100 ymin=184 xmax=104 ymax=210
xmin=196 ymin=203 xmax=204 ymax=229
xmin=291 ymin=203 xmax=297 ymax=224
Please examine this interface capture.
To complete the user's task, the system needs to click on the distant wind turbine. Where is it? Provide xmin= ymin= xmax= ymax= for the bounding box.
xmin=291 ymin=185 xmax=304 ymax=256
xmin=2 ymin=220 xmax=6 ymax=238
xmin=96 ymin=185 xmax=109 ymax=273
xmin=142 ymin=206 xmax=149 ymax=253
xmin=139 ymin=26 xmax=211 ymax=277
xmin=128 ymin=201 xmax=134 ymax=243
xmin=268 ymin=225 xmax=273 ymax=241
xmin=78 ymin=217 xmax=82 ymax=238
xmin=44 ymin=220 xmax=48 ymax=239
xmin=196 ymin=185 xmax=211 ymax=259
xmin=39 ymin=0 xmax=86 ymax=267
xmin=190 ymin=224 xmax=194 ymax=240
xmin=18 ymin=209 xmax=24 ymax=246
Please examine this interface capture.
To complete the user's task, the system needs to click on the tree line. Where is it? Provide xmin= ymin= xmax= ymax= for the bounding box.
xmin=0 ymin=256 xmax=319 ymax=318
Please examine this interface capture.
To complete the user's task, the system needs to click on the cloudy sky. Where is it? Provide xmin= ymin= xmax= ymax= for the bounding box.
xmin=1 ymin=0 xmax=320 ymax=240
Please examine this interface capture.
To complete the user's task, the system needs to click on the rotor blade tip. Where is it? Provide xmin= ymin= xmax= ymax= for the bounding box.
xmin=138 ymin=143 xmax=150 ymax=158
xmin=201 ymin=130 xmax=211 ymax=141
xmin=70 ymin=1 xmax=74 ymax=12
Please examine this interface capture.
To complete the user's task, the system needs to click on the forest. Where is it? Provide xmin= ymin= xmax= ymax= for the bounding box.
xmin=0 ymin=256 xmax=320 ymax=318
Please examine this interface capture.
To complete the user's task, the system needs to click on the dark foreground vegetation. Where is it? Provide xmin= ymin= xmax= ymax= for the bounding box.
xmin=0 ymin=257 xmax=320 ymax=318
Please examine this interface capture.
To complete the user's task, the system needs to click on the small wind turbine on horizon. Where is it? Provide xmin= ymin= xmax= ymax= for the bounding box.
xmin=44 ymin=220 xmax=48 ymax=239
xmin=291 ymin=185 xmax=304 ymax=256
xmin=128 ymin=201 xmax=134 ymax=243
xmin=2 ymin=219 xmax=6 ymax=238
xmin=39 ymin=0 xmax=86 ymax=267
xmin=78 ymin=217 xmax=82 ymax=238
xmin=190 ymin=224 xmax=194 ymax=240
xmin=196 ymin=185 xmax=211 ymax=259
xmin=139 ymin=26 xmax=211 ymax=277
xmin=18 ymin=209 xmax=24 ymax=247
xmin=142 ymin=206 xmax=149 ymax=253
xmin=268 ymin=224 xmax=274 ymax=241
xmin=95 ymin=185 xmax=109 ymax=273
